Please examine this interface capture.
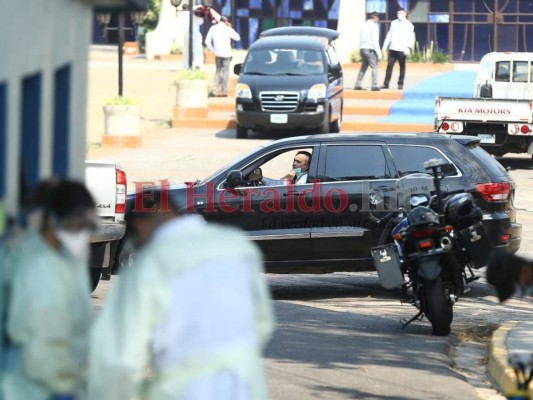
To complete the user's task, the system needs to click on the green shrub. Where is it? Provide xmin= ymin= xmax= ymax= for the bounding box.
xmin=138 ymin=0 xmax=161 ymax=51
xmin=349 ymin=49 xmax=362 ymax=63
xmin=408 ymin=42 xmax=423 ymax=63
xmin=170 ymin=43 xmax=183 ymax=55
xmin=430 ymin=50 xmax=450 ymax=64
xmin=175 ymin=69 xmax=209 ymax=80
xmin=104 ymin=96 xmax=140 ymax=106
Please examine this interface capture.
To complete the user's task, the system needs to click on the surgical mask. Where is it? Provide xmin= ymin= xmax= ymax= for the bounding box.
xmin=398 ymin=13 xmax=406 ymax=21
xmin=57 ymin=229 xmax=91 ymax=260
xmin=294 ymin=168 xmax=302 ymax=177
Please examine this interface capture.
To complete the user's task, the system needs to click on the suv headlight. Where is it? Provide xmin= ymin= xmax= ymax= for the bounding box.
xmin=307 ymin=84 xmax=327 ymax=101
xmin=236 ymin=83 xmax=252 ymax=99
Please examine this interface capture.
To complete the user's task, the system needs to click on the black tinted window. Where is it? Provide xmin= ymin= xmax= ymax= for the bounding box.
xmin=389 ymin=145 xmax=457 ymax=177
xmin=468 ymin=146 xmax=508 ymax=177
xmin=323 ymin=145 xmax=391 ymax=181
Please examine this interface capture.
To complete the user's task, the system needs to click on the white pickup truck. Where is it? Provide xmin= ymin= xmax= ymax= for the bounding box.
xmin=85 ymin=160 xmax=127 ymax=290
xmin=435 ymin=52 xmax=533 ymax=158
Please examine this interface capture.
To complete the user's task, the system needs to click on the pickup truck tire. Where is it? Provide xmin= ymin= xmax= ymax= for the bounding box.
xmin=90 ymin=267 xmax=102 ymax=292
xmin=236 ymin=125 xmax=248 ymax=139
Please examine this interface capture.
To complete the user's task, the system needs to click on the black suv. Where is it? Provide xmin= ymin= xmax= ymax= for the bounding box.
xmin=119 ymin=134 xmax=521 ymax=274
xmin=233 ymin=27 xmax=343 ymax=138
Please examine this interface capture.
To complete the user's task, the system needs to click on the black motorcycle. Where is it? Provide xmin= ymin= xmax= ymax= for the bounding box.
xmin=371 ymin=158 xmax=490 ymax=335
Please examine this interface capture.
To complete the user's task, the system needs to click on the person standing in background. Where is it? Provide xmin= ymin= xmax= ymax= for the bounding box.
xmin=354 ymin=12 xmax=382 ymax=91
xmin=381 ymin=7 xmax=415 ymax=90
xmin=205 ymin=16 xmax=241 ymax=97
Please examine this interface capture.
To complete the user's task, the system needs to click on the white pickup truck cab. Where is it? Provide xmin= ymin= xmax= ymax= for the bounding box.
xmin=435 ymin=52 xmax=533 ymax=157
xmin=85 ymin=160 xmax=127 ymax=290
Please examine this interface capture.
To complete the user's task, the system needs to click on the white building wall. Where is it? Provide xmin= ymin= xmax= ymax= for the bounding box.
xmin=337 ymin=0 xmax=367 ymax=64
xmin=0 ymin=0 xmax=92 ymax=216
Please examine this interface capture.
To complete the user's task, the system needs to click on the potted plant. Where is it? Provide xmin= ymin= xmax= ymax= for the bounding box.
xmin=173 ymin=69 xmax=210 ymax=125
xmin=102 ymin=96 xmax=141 ymax=147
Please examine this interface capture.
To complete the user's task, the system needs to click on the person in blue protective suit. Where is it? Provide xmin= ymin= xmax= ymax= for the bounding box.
xmin=3 ymin=181 xmax=96 ymax=400
xmin=88 ymin=188 xmax=275 ymax=400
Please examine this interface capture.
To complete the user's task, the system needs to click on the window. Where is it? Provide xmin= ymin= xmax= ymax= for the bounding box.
xmin=0 ymin=83 xmax=6 ymax=198
xmin=326 ymin=46 xmax=339 ymax=65
xmin=53 ymin=65 xmax=71 ymax=177
xmin=389 ymin=145 xmax=457 ymax=177
xmin=512 ymin=61 xmax=529 ymax=83
xmin=20 ymin=73 xmax=42 ymax=204
xmin=530 ymin=62 xmax=533 ymax=83
xmin=323 ymin=145 xmax=391 ymax=181
xmin=495 ymin=61 xmax=510 ymax=82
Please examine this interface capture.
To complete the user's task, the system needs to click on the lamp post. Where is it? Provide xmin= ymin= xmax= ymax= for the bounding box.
xmin=170 ymin=0 xmax=214 ymax=70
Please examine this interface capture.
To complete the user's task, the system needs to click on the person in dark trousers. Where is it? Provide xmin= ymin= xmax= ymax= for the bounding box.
xmin=487 ymin=252 xmax=533 ymax=301
xmin=354 ymin=12 xmax=382 ymax=91
xmin=205 ymin=16 xmax=241 ymax=97
xmin=381 ymin=8 xmax=415 ymax=90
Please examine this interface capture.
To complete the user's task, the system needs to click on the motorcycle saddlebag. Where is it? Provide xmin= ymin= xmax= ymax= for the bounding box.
xmin=458 ymin=222 xmax=492 ymax=269
xmin=371 ymin=244 xmax=404 ymax=289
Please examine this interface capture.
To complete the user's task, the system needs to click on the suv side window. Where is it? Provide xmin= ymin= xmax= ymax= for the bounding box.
xmin=389 ymin=145 xmax=458 ymax=177
xmin=322 ymin=145 xmax=391 ymax=181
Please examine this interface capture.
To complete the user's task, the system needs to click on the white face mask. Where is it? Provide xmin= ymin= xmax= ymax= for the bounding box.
xmin=398 ymin=13 xmax=406 ymax=21
xmin=56 ymin=229 xmax=91 ymax=260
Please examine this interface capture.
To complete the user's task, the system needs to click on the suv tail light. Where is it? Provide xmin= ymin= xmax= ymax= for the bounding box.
xmin=476 ymin=182 xmax=510 ymax=202
xmin=116 ymin=169 xmax=127 ymax=214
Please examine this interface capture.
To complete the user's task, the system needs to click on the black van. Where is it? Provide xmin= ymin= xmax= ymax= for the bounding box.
xmin=233 ymin=27 xmax=343 ymax=138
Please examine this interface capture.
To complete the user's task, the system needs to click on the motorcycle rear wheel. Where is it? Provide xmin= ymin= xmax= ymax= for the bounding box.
xmin=421 ymin=276 xmax=453 ymax=336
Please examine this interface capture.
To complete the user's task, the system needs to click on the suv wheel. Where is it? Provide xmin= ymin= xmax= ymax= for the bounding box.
xmin=236 ymin=125 xmax=248 ymax=139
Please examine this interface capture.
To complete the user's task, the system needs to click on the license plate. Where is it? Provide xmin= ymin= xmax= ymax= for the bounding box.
xmin=478 ymin=133 xmax=496 ymax=144
xmin=270 ymin=114 xmax=288 ymax=124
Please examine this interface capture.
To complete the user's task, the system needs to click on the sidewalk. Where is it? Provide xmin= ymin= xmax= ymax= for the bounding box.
xmin=489 ymin=319 xmax=533 ymax=398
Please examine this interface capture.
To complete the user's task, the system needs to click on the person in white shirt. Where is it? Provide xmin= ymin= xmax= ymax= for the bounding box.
xmin=381 ymin=7 xmax=415 ymax=90
xmin=205 ymin=16 xmax=241 ymax=96
xmin=354 ymin=12 xmax=382 ymax=91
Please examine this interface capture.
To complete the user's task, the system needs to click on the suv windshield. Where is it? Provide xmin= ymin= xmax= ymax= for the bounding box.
xmin=243 ymin=49 xmax=325 ymax=75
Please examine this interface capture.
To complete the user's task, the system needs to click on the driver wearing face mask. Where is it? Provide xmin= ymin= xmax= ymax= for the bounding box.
xmin=4 ymin=180 xmax=96 ymax=400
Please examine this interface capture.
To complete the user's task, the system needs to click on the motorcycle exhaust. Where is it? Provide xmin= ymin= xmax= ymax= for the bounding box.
xmin=440 ymin=236 xmax=453 ymax=250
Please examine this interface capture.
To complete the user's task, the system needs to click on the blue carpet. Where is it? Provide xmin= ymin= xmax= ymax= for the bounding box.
xmin=380 ymin=70 xmax=477 ymax=124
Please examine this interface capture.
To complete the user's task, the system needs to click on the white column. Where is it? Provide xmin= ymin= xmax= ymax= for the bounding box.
xmin=336 ymin=0 xmax=366 ymax=64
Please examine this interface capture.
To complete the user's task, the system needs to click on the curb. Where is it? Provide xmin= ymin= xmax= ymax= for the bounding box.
xmin=488 ymin=322 xmax=533 ymax=398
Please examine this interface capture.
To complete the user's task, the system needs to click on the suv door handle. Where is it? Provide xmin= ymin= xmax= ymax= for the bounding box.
xmin=283 ymin=192 xmax=306 ymax=197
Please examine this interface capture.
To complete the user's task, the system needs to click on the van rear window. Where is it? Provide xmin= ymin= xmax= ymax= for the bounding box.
xmin=495 ymin=61 xmax=510 ymax=82
xmin=468 ymin=146 xmax=508 ymax=178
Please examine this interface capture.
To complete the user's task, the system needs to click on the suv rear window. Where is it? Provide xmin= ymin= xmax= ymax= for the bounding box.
xmin=467 ymin=146 xmax=508 ymax=178
xmin=389 ymin=145 xmax=458 ymax=177
xmin=323 ymin=145 xmax=391 ymax=181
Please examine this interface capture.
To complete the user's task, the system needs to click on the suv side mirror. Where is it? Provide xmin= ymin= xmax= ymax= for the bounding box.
xmin=234 ymin=63 xmax=243 ymax=75
xmin=224 ymin=170 xmax=243 ymax=188
xmin=440 ymin=163 xmax=457 ymax=177
xmin=329 ymin=64 xmax=341 ymax=75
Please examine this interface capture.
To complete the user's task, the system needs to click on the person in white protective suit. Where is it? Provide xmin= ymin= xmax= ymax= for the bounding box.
xmin=3 ymin=181 xmax=96 ymax=400
xmin=88 ymin=189 xmax=275 ymax=400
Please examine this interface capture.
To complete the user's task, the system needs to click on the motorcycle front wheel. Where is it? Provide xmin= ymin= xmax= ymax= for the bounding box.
xmin=421 ymin=276 xmax=453 ymax=336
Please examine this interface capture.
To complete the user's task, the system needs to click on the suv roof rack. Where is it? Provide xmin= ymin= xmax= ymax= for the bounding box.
xmin=260 ymin=27 xmax=340 ymax=41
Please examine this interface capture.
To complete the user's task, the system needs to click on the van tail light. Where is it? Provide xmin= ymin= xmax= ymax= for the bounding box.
xmin=476 ymin=182 xmax=510 ymax=202
xmin=116 ymin=169 xmax=127 ymax=214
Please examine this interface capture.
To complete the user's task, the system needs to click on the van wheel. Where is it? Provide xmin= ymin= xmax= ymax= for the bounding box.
xmin=236 ymin=125 xmax=248 ymax=139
